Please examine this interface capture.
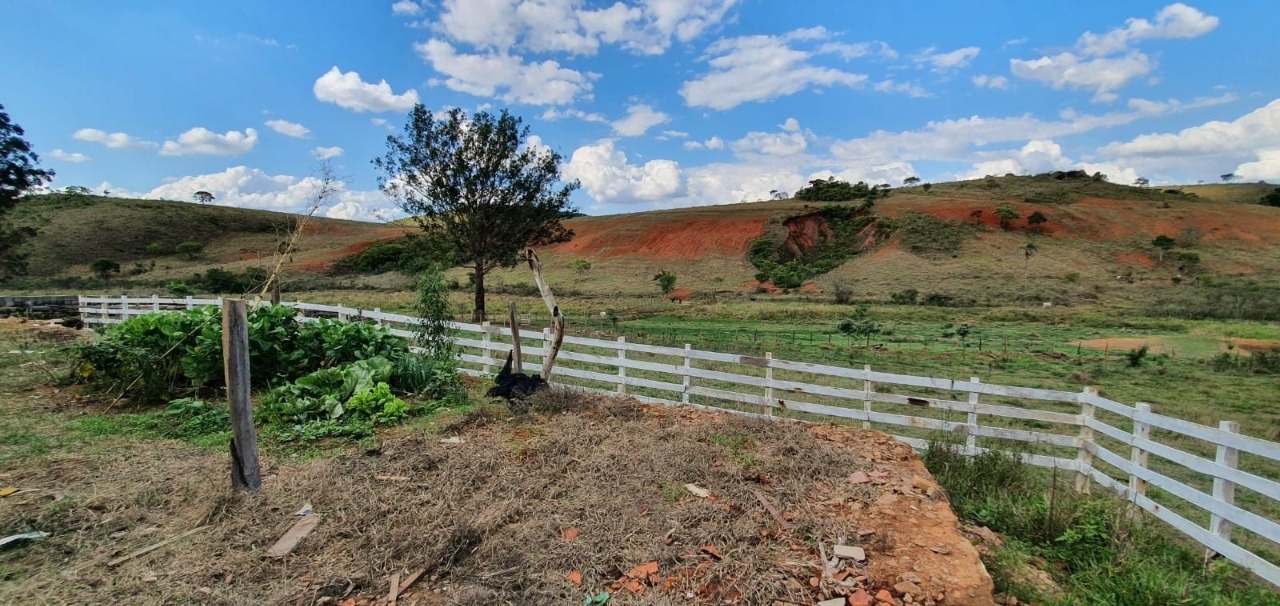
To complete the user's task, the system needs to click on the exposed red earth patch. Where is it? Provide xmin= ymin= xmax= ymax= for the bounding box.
xmin=552 ymin=216 xmax=770 ymax=260
xmin=1115 ymin=251 xmax=1156 ymax=267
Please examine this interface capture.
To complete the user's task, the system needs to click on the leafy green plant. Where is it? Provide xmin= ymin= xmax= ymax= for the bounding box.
xmin=837 ymin=304 xmax=881 ymax=347
xmin=653 ymin=270 xmax=677 ymax=295
xmin=890 ymin=289 xmax=919 ymax=305
xmin=1126 ymin=345 xmax=1149 ymax=367
xmin=89 ymin=258 xmax=120 ymax=279
xmin=259 ymin=357 xmax=409 ymax=441
xmin=175 ymin=241 xmax=203 ymax=260
xmin=165 ymin=281 xmax=194 ymax=297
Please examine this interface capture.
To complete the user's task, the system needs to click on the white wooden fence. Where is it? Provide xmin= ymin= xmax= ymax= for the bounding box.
xmin=78 ymin=295 xmax=1280 ymax=585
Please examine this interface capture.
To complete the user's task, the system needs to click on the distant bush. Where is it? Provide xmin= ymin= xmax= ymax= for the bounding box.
xmin=175 ymin=241 xmax=203 ymax=260
xmin=331 ymin=235 xmax=444 ymax=275
xmin=146 ymin=242 xmax=167 ymax=256
xmin=1261 ymin=188 xmax=1280 ymax=207
xmin=890 ymin=289 xmax=919 ymax=305
xmin=165 ymin=281 xmax=194 ymax=297
xmin=570 ymin=259 xmax=592 ymax=274
xmin=653 ymin=270 xmax=677 ymax=295
xmin=89 ymin=258 xmax=120 ymax=279
xmin=190 ymin=267 xmax=267 ymax=294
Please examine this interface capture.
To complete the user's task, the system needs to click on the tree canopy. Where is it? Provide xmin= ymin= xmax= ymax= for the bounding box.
xmin=0 ymin=103 xmax=54 ymax=278
xmin=374 ymin=105 xmax=578 ymax=321
xmin=794 ymin=177 xmax=878 ymax=202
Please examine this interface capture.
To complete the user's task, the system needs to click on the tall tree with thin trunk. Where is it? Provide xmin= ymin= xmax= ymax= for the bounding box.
xmin=0 ymin=103 xmax=54 ymax=279
xmin=375 ymin=105 xmax=577 ymax=321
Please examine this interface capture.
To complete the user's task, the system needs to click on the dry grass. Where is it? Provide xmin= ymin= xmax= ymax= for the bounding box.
xmin=0 ymin=379 xmax=991 ymax=605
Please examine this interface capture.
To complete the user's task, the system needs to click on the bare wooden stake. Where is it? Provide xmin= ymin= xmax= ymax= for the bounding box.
xmin=270 ymin=279 xmax=281 ymax=306
xmin=107 ymin=526 xmax=208 ymax=567
xmin=508 ymin=300 xmax=523 ymax=374
xmin=525 ymin=248 xmax=565 ymax=380
xmin=223 ymin=299 xmax=261 ymax=492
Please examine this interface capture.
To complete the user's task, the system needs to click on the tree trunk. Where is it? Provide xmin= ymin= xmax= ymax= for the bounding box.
xmin=472 ymin=265 xmax=487 ymax=322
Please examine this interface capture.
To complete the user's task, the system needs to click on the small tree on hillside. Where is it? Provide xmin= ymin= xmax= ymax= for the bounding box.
xmin=995 ymin=204 xmax=1020 ymax=230
xmin=903 ymin=176 xmax=920 ymax=186
xmin=1027 ymin=211 xmax=1048 ymax=233
xmin=1024 ymin=241 xmax=1037 ymax=272
xmin=90 ymin=258 xmax=120 ymax=279
xmin=175 ymin=241 xmax=204 ymax=260
xmin=1133 ymin=177 xmax=1149 ymax=188
xmin=921 ymin=182 xmax=933 ymax=192
xmin=837 ymin=304 xmax=881 ymax=348
xmin=63 ymin=185 xmax=91 ymax=195
xmin=1152 ymin=235 xmax=1175 ymax=262
xmin=1220 ymin=173 xmax=1236 ymax=183
xmin=653 ymin=270 xmax=677 ymax=295
xmin=570 ymin=259 xmax=592 ymax=275
xmin=1261 ymin=188 xmax=1280 ymax=207
xmin=375 ymin=105 xmax=578 ymax=322
xmin=193 ymin=190 xmax=214 ymax=204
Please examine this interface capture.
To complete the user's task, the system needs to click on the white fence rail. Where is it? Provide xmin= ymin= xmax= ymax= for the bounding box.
xmin=78 ymin=296 xmax=1280 ymax=585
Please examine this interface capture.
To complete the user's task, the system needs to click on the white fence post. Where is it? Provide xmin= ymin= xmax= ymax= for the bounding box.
xmin=966 ymin=377 xmax=980 ymax=454
xmin=1130 ymin=402 xmax=1152 ymax=498
xmin=480 ymin=321 xmax=492 ymax=374
xmin=152 ymin=294 xmax=160 ymax=312
xmin=616 ymin=336 xmax=627 ymax=396
xmin=764 ymin=352 xmax=774 ymax=417
xmin=681 ymin=344 xmax=692 ymax=405
xmin=185 ymin=295 xmax=194 ymax=310
xmin=1209 ymin=420 xmax=1241 ymax=549
xmin=862 ymin=364 xmax=873 ymax=429
xmin=373 ymin=308 xmax=382 ymax=326
xmin=1075 ymin=386 xmax=1097 ymax=493
xmin=120 ymin=295 xmax=129 ymax=323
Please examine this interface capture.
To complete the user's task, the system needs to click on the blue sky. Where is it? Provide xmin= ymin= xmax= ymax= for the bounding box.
xmin=3 ymin=1 xmax=1278 ymax=220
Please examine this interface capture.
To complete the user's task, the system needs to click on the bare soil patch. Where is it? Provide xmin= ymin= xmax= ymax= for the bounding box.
xmin=0 ymin=394 xmax=993 ymax=605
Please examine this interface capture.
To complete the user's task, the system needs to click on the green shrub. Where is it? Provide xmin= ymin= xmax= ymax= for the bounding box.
xmin=74 ymin=305 xmax=405 ymax=404
xmin=890 ymin=289 xmax=919 ymax=305
xmin=175 ymin=241 xmax=204 ymax=260
xmin=259 ymin=357 xmax=408 ymax=440
xmin=165 ymin=281 xmax=194 ymax=297
xmin=89 ymin=258 xmax=120 ymax=279
xmin=896 ymin=211 xmax=971 ymax=257
xmin=146 ymin=242 xmax=167 ymax=256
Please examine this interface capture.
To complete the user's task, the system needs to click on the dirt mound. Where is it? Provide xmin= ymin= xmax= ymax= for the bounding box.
xmin=2 ymin=395 xmax=993 ymax=605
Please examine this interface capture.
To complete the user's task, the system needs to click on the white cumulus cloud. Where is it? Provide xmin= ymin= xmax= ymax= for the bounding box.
xmin=49 ymin=149 xmax=90 ymax=163
xmin=313 ymin=66 xmax=420 ymax=113
xmin=390 ymin=0 xmax=422 ymax=16
xmin=972 ymin=74 xmax=1010 ymax=90
xmin=416 ymin=39 xmax=596 ymax=105
xmin=540 ymin=107 xmax=608 ymax=123
xmin=1010 ymin=3 xmax=1218 ymax=102
xmin=563 ymin=139 xmax=683 ymax=206
xmin=72 ymin=128 xmax=156 ymax=149
xmin=264 ymin=119 xmax=310 ymax=138
xmin=160 ymin=127 xmax=258 ymax=156
xmin=914 ymin=46 xmax=980 ymax=72
xmin=611 ymin=103 xmax=670 ymax=137
xmin=138 ymin=165 xmax=397 ymax=221
xmin=680 ymin=27 xmax=868 ymax=110
xmin=313 ymin=146 xmax=344 ymax=160
xmin=684 ymin=136 xmax=724 ymax=150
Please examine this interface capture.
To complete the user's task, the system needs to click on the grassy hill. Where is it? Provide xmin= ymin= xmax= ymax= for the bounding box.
xmin=7 ymin=193 xmax=408 ymax=279
xmin=6 ymin=179 xmax=1280 ymax=314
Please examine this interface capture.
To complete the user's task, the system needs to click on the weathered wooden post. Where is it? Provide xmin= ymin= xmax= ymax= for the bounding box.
xmin=508 ymin=301 xmax=523 ymax=374
xmin=966 ymin=377 xmax=980 ymax=454
xmin=270 ymin=279 xmax=282 ymax=306
xmin=1209 ymin=420 xmax=1240 ymax=557
xmin=1075 ymin=387 xmax=1097 ymax=493
xmin=223 ymin=299 xmax=261 ymax=492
